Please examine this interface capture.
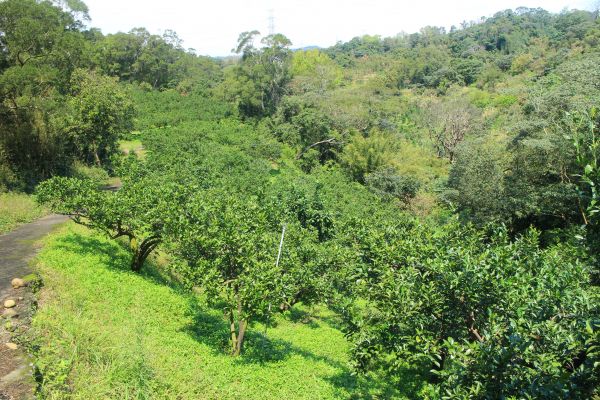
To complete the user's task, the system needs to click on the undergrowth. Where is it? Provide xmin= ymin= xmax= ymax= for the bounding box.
xmin=0 ymin=192 xmax=47 ymax=234
xmin=30 ymin=224 xmax=423 ymax=399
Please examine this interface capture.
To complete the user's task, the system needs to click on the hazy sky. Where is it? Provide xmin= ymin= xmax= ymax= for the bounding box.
xmin=84 ymin=0 xmax=596 ymax=56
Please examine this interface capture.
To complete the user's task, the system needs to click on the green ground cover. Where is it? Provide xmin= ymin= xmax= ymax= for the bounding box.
xmin=0 ymin=192 xmax=47 ymax=234
xmin=119 ymin=139 xmax=146 ymax=159
xmin=31 ymin=224 xmax=423 ymax=399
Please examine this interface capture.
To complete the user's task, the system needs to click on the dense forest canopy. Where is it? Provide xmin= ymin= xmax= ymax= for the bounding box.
xmin=2 ymin=0 xmax=600 ymax=398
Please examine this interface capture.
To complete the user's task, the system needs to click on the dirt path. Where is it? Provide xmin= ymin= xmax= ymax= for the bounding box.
xmin=0 ymin=213 xmax=68 ymax=400
xmin=0 ymin=214 xmax=68 ymax=300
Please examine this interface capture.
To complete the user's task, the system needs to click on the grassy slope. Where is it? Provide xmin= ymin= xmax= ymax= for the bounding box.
xmin=31 ymin=224 xmax=416 ymax=399
xmin=0 ymin=192 xmax=47 ymax=234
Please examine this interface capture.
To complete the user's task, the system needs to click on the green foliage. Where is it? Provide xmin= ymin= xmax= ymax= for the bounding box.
xmin=64 ymin=69 xmax=134 ymax=166
xmin=0 ymin=0 xmax=88 ymax=187
xmin=345 ymin=221 xmax=600 ymax=398
xmin=446 ymin=139 xmax=508 ymax=223
xmin=142 ymin=124 xmax=329 ymax=354
xmin=571 ymin=109 xmax=600 ymax=224
xmin=70 ymin=160 xmax=110 ymax=185
xmin=129 ymin=85 xmax=233 ymax=131
xmin=569 ymin=109 xmax=600 ymax=283
xmin=0 ymin=144 xmax=21 ymax=191
xmin=453 ymin=58 xmax=484 ymax=85
xmin=6 ymin=3 xmax=600 ymax=397
xmin=444 ymin=52 xmax=600 ymax=230
xmin=340 ymin=130 xmax=398 ymax=182
xmin=0 ymin=0 xmax=225 ymax=187
xmin=36 ymin=164 xmax=186 ymax=272
xmin=290 ymin=49 xmax=343 ymax=93
xmin=170 ymin=187 xmax=281 ymax=355
xmin=93 ymin=28 xmax=220 ymax=90
xmin=365 ymin=167 xmax=421 ymax=203
xmin=0 ymin=0 xmax=87 ymax=88
xmin=218 ymin=32 xmax=293 ymax=117
xmin=527 ymin=53 xmax=600 ymax=121
xmin=269 ymin=96 xmax=343 ymax=165
xmin=31 ymin=224 xmax=412 ymax=399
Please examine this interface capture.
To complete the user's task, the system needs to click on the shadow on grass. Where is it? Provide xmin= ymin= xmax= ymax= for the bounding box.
xmin=183 ymin=296 xmax=231 ymax=354
xmin=182 ymin=297 xmax=344 ymax=366
xmin=327 ymin=366 xmax=426 ymax=400
xmin=181 ymin=298 xmax=424 ymax=398
xmin=242 ymin=328 xmax=419 ymax=398
xmin=50 ymin=232 xmax=422 ymax=398
xmin=51 ymin=233 xmax=128 ymax=272
xmin=317 ymin=313 xmax=347 ymax=332
xmin=51 ymin=232 xmax=185 ymax=292
xmin=242 ymin=332 xmax=349 ymax=369
xmin=283 ymin=307 xmax=321 ymax=329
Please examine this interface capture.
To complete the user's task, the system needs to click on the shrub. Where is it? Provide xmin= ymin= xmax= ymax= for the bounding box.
xmin=365 ymin=167 xmax=421 ymax=203
xmin=345 ymin=221 xmax=600 ymax=398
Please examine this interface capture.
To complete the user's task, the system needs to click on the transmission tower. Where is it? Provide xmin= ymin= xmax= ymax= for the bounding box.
xmin=268 ymin=8 xmax=275 ymax=35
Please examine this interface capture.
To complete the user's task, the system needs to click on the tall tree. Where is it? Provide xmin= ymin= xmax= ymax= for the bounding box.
xmin=220 ymin=32 xmax=292 ymax=117
xmin=0 ymin=0 xmax=88 ymax=187
xmin=63 ymin=69 xmax=134 ymax=166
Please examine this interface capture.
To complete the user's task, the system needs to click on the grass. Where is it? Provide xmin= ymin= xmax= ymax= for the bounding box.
xmin=119 ymin=139 xmax=143 ymax=152
xmin=71 ymin=160 xmax=121 ymax=188
xmin=0 ymin=192 xmax=47 ymax=234
xmin=119 ymin=139 xmax=146 ymax=159
xmin=30 ymin=224 xmax=418 ymax=399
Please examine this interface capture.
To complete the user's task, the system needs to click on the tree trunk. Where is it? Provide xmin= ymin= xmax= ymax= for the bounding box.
xmin=128 ymin=237 xmax=160 ymax=272
xmin=229 ymin=309 xmax=238 ymax=355
xmin=129 ymin=237 xmax=142 ymax=272
xmin=92 ymin=141 xmax=102 ymax=166
xmin=235 ymin=319 xmax=247 ymax=356
xmin=94 ymin=150 xmax=101 ymax=166
xmin=230 ymin=294 xmax=248 ymax=356
xmin=130 ymin=251 xmax=144 ymax=272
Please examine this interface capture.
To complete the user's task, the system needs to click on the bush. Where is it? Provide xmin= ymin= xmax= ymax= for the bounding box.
xmin=345 ymin=221 xmax=600 ymax=399
xmin=0 ymin=146 xmax=22 ymax=191
xmin=495 ymin=54 xmax=514 ymax=71
xmin=365 ymin=167 xmax=421 ymax=203
xmin=70 ymin=161 xmax=110 ymax=186
xmin=453 ymin=58 xmax=484 ymax=85
xmin=340 ymin=130 xmax=398 ymax=182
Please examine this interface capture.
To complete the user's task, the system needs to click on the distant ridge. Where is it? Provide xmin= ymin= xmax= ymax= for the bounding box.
xmin=294 ymin=45 xmax=320 ymax=51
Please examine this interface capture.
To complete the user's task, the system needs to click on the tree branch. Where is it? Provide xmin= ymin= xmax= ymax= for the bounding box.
xmin=295 ymin=138 xmax=341 ymax=159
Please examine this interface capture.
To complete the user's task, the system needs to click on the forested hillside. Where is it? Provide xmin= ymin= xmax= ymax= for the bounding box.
xmin=1 ymin=1 xmax=600 ymax=398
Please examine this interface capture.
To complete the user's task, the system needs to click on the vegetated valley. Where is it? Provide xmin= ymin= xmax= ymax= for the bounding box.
xmin=1 ymin=1 xmax=600 ymax=398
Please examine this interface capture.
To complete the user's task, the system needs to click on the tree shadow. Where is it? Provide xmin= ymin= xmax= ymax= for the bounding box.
xmin=283 ymin=307 xmax=321 ymax=329
xmin=182 ymin=296 xmax=231 ymax=354
xmin=182 ymin=301 xmax=350 ymax=370
xmin=317 ymin=311 xmax=347 ymax=332
xmin=51 ymin=233 xmax=128 ymax=272
xmin=181 ymin=297 xmax=341 ymax=366
xmin=51 ymin=232 xmax=424 ymax=398
xmin=327 ymin=364 xmax=430 ymax=399
xmin=181 ymin=299 xmax=425 ymax=397
xmin=241 ymin=333 xmax=351 ymax=370
xmin=51 ymin=232 xmax=189 ymax=296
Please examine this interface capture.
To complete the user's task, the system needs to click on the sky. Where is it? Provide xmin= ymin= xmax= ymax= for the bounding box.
xmin=83 ymin=0 xmax=596 ymax=56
